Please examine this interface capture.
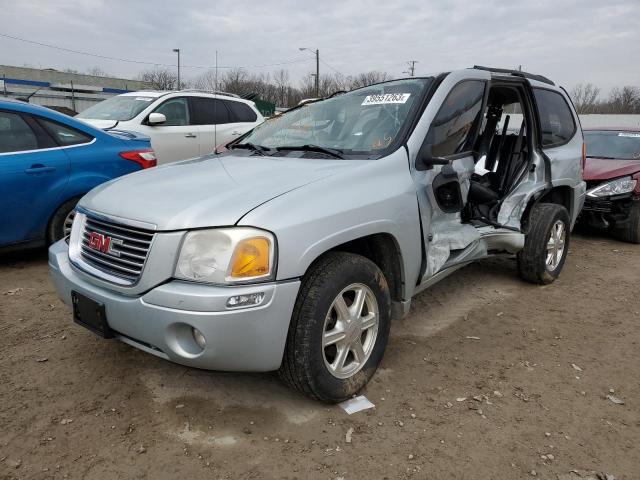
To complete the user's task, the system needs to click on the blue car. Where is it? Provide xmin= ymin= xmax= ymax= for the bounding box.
xmin=0 ymin=99 xmax=156 ymax=250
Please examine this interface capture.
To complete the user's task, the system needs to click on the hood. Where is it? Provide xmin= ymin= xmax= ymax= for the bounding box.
xmin=584 ymin=157 xmax=640 ymax=181
xmin=79 ymin=154 xmax=357 ymax=230
xmin=78 ymin=118 xmax=119 ymax=130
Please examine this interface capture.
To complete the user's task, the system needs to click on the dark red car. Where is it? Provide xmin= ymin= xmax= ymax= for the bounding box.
xmin=580 ymin=128 xmax=640 ymax=243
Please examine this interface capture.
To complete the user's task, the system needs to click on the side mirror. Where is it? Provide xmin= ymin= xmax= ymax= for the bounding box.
xmin=416 ymin=142 xmax=450 ymax=170
xmin=147 ymin=113 xmax=166 ymax=125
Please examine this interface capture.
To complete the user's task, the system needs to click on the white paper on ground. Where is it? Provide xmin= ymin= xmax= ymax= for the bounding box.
xmin=339 ymin=395 xmax=375 ymax=414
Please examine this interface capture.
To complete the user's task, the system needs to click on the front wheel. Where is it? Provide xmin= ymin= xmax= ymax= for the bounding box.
xmin=518 ymin=203 xmax=571 ymax=285
xmin=279 ymin=252 xmax=391 ymax=403
xmin=47 ymin=197 xmax=80 ymax=244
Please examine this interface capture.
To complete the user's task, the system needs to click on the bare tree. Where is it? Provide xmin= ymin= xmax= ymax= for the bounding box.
xmin=138 ymin=67 xmax=179 ymax=90
xmin=192 ymin=69 xmax=217 ymax=91
xmin=607 ymin=86 xmax=640 ymax=114
xmin=86 ymin=66 xmax=109 ymax=77
xmin=348 ymin=71 xmax=392 ymax=89
xmin=171 ymin=67 xmax=394 ymax=108
xmin=273 ymin=69 xmax=291 ymax=107
xmin=570 ymin=83 xmax=601 ymax=114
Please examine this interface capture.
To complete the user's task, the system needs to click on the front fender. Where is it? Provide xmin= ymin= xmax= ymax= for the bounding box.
xmin=238 ymin=150 xmax=423 ymax=301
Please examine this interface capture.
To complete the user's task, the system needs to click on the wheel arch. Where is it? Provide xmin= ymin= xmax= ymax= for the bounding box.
xmin=301 ymin=232 xmax=406 ymax=308
xmin=521 ymin=184 xmax=575 ymax=231
xmin=45 ymin=193 xmax=85 ymax=243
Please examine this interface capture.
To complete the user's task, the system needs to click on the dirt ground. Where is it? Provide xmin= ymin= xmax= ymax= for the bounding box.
xmin=1 ymin=234 xmax=638 ymax=480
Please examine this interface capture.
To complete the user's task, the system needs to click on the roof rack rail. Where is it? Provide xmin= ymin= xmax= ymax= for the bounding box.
xmin=471 ymin=65 xmax=555 ymax=86
xmin=178 ymin=89 xmax=241 ymax=98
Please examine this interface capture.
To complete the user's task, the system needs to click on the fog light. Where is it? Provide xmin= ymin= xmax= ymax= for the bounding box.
xmin=192 ymin=327 xmax=206 ymax=349
xmin=226 ymin=292 xmax=265 ymax=309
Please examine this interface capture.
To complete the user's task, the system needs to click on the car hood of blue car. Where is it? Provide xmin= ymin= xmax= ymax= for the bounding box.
xmin=79 ymin=153 xmax=359 ymax=230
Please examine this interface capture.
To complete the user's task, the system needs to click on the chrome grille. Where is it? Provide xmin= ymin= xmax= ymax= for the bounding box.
xmin=80 ymin=216 xmax=154 ymax=284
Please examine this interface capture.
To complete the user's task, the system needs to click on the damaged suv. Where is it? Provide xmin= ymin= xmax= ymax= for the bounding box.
xmin=580 ymin=128 xmax=640 ymax=243
xmin=49 ymin=66 xmax=585 ymax=403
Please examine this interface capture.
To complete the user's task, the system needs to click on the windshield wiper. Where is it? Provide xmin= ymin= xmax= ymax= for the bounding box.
xmin=276 ymin=144 xmax=344 ymax=159
xmin=229 ymin=143 xmax=273 ymax=155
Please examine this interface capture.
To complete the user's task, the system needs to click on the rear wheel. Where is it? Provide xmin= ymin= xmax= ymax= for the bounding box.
xmin=613 ymin=202 xmax=640 ymax=244
xmin=518 ymin=203 xmax=571 ymax=284
xmin=47 ymin=197 xmax=79 ymax=244
xmin=279 ymin=252 xmax=391 ymax=403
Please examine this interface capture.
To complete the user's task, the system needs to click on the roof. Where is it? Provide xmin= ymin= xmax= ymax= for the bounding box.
xmin=0 ymin=97 xmax=59 ymax=115
xmin=119 ymin=91 xmax=167 ymax=98
xmin=0 ymin=98 xmax=105 ymax=135
xmin=2 ymin=98 xmax=79 ymax=121
xmin=117 ymin=90 xmax=256 ymax=105
xmin=471 ymin=65 xmax=555 ymax=86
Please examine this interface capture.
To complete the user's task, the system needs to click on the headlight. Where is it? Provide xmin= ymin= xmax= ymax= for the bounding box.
xmin=175 ymin=228 xmax=276 ymax=284
xmin=586 ymin=176 xmax=637 ymax=198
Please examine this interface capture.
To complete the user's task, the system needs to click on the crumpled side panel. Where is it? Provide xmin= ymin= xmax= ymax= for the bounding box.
xmin=425 ymin=221 xmax=480 ymax=277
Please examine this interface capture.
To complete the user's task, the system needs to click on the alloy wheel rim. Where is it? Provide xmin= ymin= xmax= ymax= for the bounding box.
xmin=546 ymin=220 xmax=566 ymax=272
xmin=63 ymin=210 xmax=76 ymax=238
xmin=322 ymin=283 xmax=379 ymax=379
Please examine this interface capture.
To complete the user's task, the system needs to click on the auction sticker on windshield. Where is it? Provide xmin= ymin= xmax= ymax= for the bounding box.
xmin=362 ymin=93 xmax=411 ymax=106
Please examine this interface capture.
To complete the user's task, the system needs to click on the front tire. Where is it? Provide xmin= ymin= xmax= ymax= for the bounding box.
xmin=47 ymin=197 xmax=79 ymax=244
xmin=279 ymin=252 xmax=391 ymax=403
xmin=518 ymin=203 xmax=571 ymax=285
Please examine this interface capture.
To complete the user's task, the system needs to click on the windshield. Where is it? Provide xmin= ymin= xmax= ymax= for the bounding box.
xmin=237 ymin=78 xmax=433 ymax=156
xmin=77 ymin=95 xmax=156 ymax=121
xmin=585 ymin=130 xmax=640 ymax=160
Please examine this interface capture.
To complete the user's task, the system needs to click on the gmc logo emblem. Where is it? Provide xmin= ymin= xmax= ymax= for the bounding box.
xmin=88 ymin=232 xmax=123 ymax=257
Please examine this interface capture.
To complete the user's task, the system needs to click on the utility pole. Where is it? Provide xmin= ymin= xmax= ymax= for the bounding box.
xmin=299 ymin=47 xmax=320 ymax=97
xmin=315 ymin=49 xmax=319 ymax=97
xmin=173 ymin=48 xmax=181 ymax=90
xmin=403 ymin=60 xmax=418 ymax=77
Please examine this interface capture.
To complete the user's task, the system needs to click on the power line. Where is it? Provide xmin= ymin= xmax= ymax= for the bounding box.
xmin=319 ymin=58 xmax=343 ymax=76
xmin=0 ymin=32 xmax=311 ymax=70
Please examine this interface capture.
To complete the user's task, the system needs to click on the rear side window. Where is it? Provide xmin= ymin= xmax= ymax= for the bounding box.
xmin=425 ymin=80 xmax=485 ymax=157
xmin=0 ymin=111 xmax=39 ymax=153
xmin=224 ymin=100 xmax=257 ymax=123
xmin=533 ymin=89 xmax=576 ymax=147
xmin=189 ymin=98 xmax=231 ymax=125
xmin=153 ymin=98 xmax=191 ymax=126
xmin=38 ymin=118 xmax=93 ymax=146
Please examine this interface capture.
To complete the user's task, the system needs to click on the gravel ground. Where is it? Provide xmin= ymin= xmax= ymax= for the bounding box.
xmin=1 ymin=234 xmax=639 ymax=480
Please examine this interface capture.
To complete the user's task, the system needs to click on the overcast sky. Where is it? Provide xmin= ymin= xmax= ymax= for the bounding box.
xmin=1 ymin=0 xmax=639 ymax=94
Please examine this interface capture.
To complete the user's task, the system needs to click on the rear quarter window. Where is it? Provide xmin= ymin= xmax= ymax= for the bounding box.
xmin=38 ymin=117 xmax=94 ymax=146
xmin=533 ymin=89 xmax=576 ymax=147
xmin=224 ymin=100 xmax=258 ymax=123
xmin=190 ymin=98 xmax=231 ymax=125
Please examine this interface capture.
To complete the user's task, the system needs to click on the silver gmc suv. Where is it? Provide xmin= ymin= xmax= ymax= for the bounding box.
xmin=49 ymin=66 xmax=586 ymax=403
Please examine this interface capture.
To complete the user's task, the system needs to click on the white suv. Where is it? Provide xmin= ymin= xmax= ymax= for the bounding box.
xmin=77 ymin=91 xmax=264 ymax=164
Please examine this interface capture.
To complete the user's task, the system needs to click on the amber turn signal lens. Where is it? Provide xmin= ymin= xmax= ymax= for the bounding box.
xmin=229 ymin=237 xmax=271 ymax=278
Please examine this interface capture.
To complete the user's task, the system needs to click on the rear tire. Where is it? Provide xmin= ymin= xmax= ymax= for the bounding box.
xmin=47 ymin=197 xmax=79 ymax=244
xmin=279 ymin=252 xmax=391 ymax=403
xmin=517 ymin=203 xmax=571 ymax=285
xmin=613 ymin=202 xmax=640 ymax=244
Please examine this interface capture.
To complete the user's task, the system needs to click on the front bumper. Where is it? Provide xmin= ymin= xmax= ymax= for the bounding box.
xmin=579 ymin=194 xmax=638 ymax=230
xmin=48 ymin=240 xmax=300 ymax=372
